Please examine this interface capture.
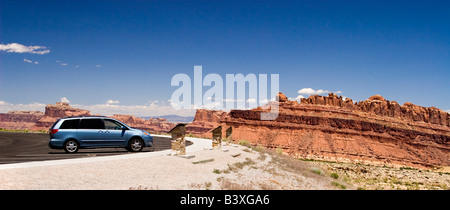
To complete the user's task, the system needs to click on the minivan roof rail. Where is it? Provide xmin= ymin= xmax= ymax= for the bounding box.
xmin=61 ymin=115 xmax=108 ymax=119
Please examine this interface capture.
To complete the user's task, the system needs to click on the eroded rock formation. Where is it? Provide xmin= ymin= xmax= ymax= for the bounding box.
xmin=186 ymin=109 xmax=227 ymax=137
xmin=32 ymin=102 xmax=92 ymax=130
xmin=111 ymin=114 xmax=175 ymax=133
xmin=219 ymin=92 xmax=449 ymax=168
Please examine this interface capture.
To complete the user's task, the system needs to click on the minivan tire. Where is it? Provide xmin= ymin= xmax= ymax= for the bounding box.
xmin=64 ymin=140 xmax=79 ymax=153
xmin=127 ymin=138 xmax=144 ymax=152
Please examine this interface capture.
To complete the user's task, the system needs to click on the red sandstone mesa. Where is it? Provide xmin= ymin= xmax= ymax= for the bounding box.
xmin=189 ymin=92 xmax=449 ymax=168
xmin=185 ymin=109 xmax=227 ymax=137
xmin=32 ymin=102 xmax=92 ymax=130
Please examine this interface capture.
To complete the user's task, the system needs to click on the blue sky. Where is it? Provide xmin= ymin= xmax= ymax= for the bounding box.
xmin=1 ymin=0 xmax=449 ymax=116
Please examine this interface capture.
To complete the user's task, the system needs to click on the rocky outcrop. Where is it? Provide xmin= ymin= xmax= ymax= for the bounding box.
xmin=186 ymin=109 xmax=228 ymax=137
xmin=44 ymin=102 xmax=91 ymax=118
xmin=301 ymin=93 xmax=356 ymax=110
xmin=111 ymin=114 xmax=175 ymax=133
xmin=219 ymin=92 xmax=449 ymax=168
xmin=301 ymin=93 xmax=450 ymax=127
xmin=32 ymin=102 xmax=92 ymax=130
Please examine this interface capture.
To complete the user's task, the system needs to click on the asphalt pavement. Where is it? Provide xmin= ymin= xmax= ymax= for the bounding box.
xmin=0 ymin=131 xmax=188 ymax=164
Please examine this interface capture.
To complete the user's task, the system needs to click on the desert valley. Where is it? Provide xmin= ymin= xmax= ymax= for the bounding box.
xmin=1 ymin=92 xmax=449 ymax=170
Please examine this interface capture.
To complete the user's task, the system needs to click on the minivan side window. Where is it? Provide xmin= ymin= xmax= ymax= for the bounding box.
xmin=59 ymin=119 xmax=80 ymax=129
xmin=104 ymin=119 xmax=124 ymax=130
xmin=79 ymin=119 xmax=105 ymax=129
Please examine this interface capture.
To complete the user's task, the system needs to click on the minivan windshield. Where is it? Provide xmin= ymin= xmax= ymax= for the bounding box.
xmin=104 ymin=119 xmax=125 ymax=130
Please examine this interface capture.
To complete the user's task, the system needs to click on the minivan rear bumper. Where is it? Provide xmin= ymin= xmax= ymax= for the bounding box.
xmin=48 ymin=139 xmax=64 ymax=149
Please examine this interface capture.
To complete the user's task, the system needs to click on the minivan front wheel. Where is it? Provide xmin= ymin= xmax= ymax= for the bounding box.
xmin=64 ymin=140 xmax=79 ymax=153
xmin=127 ymin=138 xmax=144 ymax=152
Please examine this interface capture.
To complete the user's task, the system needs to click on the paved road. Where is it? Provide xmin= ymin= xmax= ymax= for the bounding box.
xmin=0 ymin=132 xmax=190 ymax=164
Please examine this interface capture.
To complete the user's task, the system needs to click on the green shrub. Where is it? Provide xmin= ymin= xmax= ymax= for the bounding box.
xmin=330 ymin=173 xmax=339 ymax=179
xmin=331 ymin=181 xmax=347 ymax=189
xmin=310 ymin=167 xmax=322 ymax=175
xmin=275 ymin=148 xmax=283 ymax=155
xmin=238 ymin=140 xmax=251 ymax=147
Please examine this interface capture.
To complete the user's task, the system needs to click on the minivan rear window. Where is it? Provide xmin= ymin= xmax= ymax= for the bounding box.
xmin=79 ymin=119 xmax=105 ymax=129
xmin=59 ymin=119 xmax=80 ymax=129
xmin=50 ymin=119 xmax=61 ymax=130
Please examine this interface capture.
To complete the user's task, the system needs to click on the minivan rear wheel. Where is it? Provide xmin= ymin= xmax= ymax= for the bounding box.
xmin=127 ymin=138 xmax=144 ymax=152
xmin=64 ymin=140 xmax=79 ymax=153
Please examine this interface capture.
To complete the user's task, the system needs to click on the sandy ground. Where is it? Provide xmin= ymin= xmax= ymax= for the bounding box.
xmin=2 ymin=135 xmax=447 ymax=190
xmin=0 ymin=136 xmax=340 ymax=190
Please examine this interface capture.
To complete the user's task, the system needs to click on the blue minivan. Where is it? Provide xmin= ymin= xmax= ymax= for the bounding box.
xmin=48 ymin=116 xmax=153 ymax=153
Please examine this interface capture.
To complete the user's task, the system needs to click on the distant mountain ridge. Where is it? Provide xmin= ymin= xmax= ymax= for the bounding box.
xmin=0 ymin=102 xmax=176 ymax=133
xmin=140 ymin=115 xmax=194 ymax=123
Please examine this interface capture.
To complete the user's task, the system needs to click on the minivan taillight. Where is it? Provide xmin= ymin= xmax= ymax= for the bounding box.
xmin=50 ymin=129 xmax=59 ymax=135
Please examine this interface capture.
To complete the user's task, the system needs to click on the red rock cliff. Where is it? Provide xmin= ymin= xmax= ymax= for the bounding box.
xmin=301 ymin=93 xmax=450 ymax=127
xmin=32 ymin=102 xmax=92 ymax=130
xmin=186 ymin=109 xmax=228 ymax=136
xmin=112 ymin=114 xmax=175 ymax=133
xmin=220 ymin=92 xmax=449 ymax=168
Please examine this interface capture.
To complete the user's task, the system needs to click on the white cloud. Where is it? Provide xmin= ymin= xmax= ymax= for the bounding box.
xmin=289 ymin=95 xmax=305 ymax=102
xmin=295 ymin=88 xmax=343 ymax=103
xmin=0 ymin=99 xmax=196 ymax=117
xmin=0 ymin=43 xmax=50 ymax=54
xmin=74 ymin=101 xmax=196 ymax=117
xmin=246 ymin=98 xmax=257 ymax=103
xmin=96 ymin=64 xmax=101 ymax=68
xmin=297 ymin=88 xmax=342 ymax=96
xmin=23 ymin=58 xmax=39 ymax=64
xmin=106 ymin=100 xmax=120 ymax=105
xmin=298 ymin=88 xmax=329 ymax=95
xmin=60 ymin=97 xmax=70 ymax=103
xmin=0 ymin=101 xmax=46 ymax=113
xmin=56 ymin=60 xmax=68 ymax=66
